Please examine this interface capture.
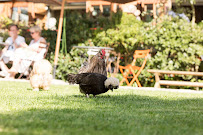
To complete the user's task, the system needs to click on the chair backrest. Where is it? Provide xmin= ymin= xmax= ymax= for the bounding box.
xmin=39 ymin=42 xmax=50 ymax=58
xmin=43 ymin=42 xmax=50 ymax=58
xmin=133 ymin=50 xmax=150 ymax=58
xmin=131 ymin=49 xmax=150 ymax=67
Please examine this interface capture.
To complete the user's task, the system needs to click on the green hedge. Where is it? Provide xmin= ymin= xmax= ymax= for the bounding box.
xmin=1 ymin=13 xmax=203 ymax=88
xmin=91 ymin=15 xmax=203 ymax=87
xmin=50 ymin=46 xmax=88 ymax=81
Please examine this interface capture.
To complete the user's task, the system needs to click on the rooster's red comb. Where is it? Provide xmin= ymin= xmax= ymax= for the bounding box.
xmin=102 ymin=49 xmax=105 ymax=56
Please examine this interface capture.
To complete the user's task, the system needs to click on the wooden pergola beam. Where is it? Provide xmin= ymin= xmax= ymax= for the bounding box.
xmin=6 ymin=0 xmax=62 ymax=5
xmin=66 ymin=0 xmax=136 ymax=4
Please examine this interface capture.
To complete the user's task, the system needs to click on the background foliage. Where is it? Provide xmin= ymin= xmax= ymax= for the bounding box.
xmin=50 ymin=46 xmax=88 ymax=81
xmin=0 ymin=12 xmax=203 ymax=88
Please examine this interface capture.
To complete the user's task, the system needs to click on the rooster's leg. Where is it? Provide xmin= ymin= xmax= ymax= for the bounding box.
xmin=86 ymin=94 xmax=89 ymax=98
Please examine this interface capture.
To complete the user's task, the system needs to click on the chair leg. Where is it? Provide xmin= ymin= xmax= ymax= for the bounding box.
xmin=18 ymin=73 xmax=24 ymax=79
xmin=129 ymin=66 xmax=142 ymax=87
xmin=119 ymin=78 xmax=126 ymax=85
xmin=126 ymin=78 xmax=130 ymax=86
xmin=17 ymin=60 xmax=33 ymax=79
xmin=129 ymin=77 xmax=142 ymax=87
xmin=119 ymin=77 xmax=130 ymax=86
xmin=26 ymin=73 xmax=31 ymax=80
xmin=135 ymin=77 xmax=142 ymax=87
xmin=129 ymin=77 xmax=136 ymax=86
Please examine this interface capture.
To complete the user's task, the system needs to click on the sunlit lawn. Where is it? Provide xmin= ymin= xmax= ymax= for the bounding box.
xmin=0 ymin=81 xmax=202 ymax=135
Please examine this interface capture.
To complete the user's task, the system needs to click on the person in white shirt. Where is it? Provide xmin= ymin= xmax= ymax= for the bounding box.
xmin=8 ymin=25 xmax=46 ymax=79
xmin=0 ymin=24 xmax=25 ymax=77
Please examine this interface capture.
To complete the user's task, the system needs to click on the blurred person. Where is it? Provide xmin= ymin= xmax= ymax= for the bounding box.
xmin=0 ymin=24 xmax=25 ymax=77
xmin=7 ymin=25 xmax=46 ymax=79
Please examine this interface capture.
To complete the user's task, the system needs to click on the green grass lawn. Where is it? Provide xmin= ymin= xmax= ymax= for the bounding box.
xmin=0 ymin=81 xmax=202 ymax=135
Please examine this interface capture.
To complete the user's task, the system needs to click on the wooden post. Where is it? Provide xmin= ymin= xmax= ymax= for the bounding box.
xmin=4 ymin=4 xmax=9 ymax=17
xmin=154 ymin=72 xmax=160 ymax=88
xmin=153 ymin=3 xmax=156 ymax=25
xmin=17 ymin=7 xmax=21 ymax=22
xmin=31 ymin=3 xmax=35 ymax=19
xmin=10 ymin=0 xmax=16 ymax=19
xmin=114 ymin=52 xmax=120 ymax=74
xmin=99 ymin=4 xmax=103 ymax=13
xmin=195 ymin=64 xmax=199 ymax=90
xmin=110 ymin=2 xmax=113 ymax=19
xmin=86 ymin=1 xmax=93 ymax=13
xmin=53 ymin=0 xmax=65 ymax=79
xmin=110 ymin=3 xmax=117 ymax=13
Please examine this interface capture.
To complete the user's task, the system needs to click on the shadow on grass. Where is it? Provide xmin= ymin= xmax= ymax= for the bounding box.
xmin=0 ymin=93 xmax=203 ymax=135
xmin=27 ymin=88 xmax=32 ymax=91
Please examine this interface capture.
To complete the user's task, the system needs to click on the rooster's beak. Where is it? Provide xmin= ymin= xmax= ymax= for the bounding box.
xmin=108 ymin=85 xmax=114 ymax=91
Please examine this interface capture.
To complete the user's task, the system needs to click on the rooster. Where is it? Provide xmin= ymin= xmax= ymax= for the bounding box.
xmin=67 ymin=73 xmax=119 ymax=98
xmin=79 ymin=49 xmax=107 ymax=76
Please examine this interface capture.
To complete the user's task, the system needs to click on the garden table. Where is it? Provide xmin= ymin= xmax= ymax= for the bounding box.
xmin=72 ymin=46 xmax=114 ymax=58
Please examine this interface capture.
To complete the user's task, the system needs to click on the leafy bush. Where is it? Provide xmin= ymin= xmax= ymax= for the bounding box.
xmin=94 ymin=13 xmax=144 ymax=65
xmin=91 ymin=15 xmax=203 ymax=87
xmin=1 ymin=13 xmax=203 ymax=88
xmin=62 ymin=11 xmax=94 ymax=52
xmin=142 ymin=17 xmax=203 ymax=88
xmin=41 ymin=29 xmax=57 ymax=59
xmin=46 ymin=14 xmax=203 ymax=87
xmin=0 ymin=16 xmax=13 ymax=29
xmin=61 ymin=10 xmax=124 ymax=53
xmin=146 ymin=17 xmax=203 ymax=71
xmin=50 ymin=45 xmax=88 ymax=81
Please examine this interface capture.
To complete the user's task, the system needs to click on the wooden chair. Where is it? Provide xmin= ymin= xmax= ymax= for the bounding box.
xmin=17 ymin=42 xmax=50 ymax=79
xmin=119 ymin=49 xmax=150 ymax=87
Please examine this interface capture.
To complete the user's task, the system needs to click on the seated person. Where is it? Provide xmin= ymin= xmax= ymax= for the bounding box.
xmin=0 ymin=24 xmax=25 ymax=77
xmin=7 ymin=25 xmax=46 ymax=79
